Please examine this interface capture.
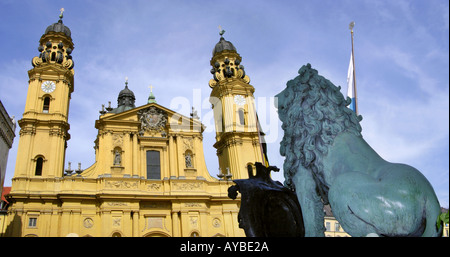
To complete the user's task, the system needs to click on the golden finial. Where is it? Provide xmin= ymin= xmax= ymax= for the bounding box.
xmin=59 ymin=8 xmax=65 ymax=19
xmin=349 ymin=21 xmax=355 ymax=32
xmin=218 ymin=25 xmax=225 ymax=36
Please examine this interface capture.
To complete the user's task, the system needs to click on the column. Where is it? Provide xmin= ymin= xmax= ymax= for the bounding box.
xmin=168 ymin=135 xmax=175 ymax=177
xmin=176 ymin=135 xmax=182 ymax=177
xmin=171 ymin=211 xmax=180 ymax=237
xmin=60 ymin=210 xmax=70 ymax=236
xmin=224 ymin=96 xmax=233 ymax=132
xmin=132 ymin=211 xmax=139 ymax=237
xmin=246 ymin=96 xmax=257 ymax=132
xmin=132 ymin=133 xmax=138 ymax=177
xmin=140 ymin=147 xmax=146 ymax=178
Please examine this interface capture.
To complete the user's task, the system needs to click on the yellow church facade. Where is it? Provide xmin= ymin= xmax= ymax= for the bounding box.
xmin=3 ymin=14 xmax=264 ymax=237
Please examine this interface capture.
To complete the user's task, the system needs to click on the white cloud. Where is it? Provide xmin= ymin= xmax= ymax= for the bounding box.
xmin=356 ymin=40 xmax=449 ymax=207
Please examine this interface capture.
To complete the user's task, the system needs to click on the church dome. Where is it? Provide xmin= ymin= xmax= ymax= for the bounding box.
xmin=148 ymin=91 xmax=156 ymax=104
xmin=45 ymin=19 xmax=71 ymax=38
xmin=109 ymin=84 xmax=136 ymax=114
xmin=212 ymin=36 xmax=237 ymax=56
xmin=118 ymin=85 xmax=136 ymax=100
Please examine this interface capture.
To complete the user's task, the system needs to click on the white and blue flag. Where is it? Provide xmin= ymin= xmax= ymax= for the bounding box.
xmin=347 ymin=52 xmax=356 ymax=112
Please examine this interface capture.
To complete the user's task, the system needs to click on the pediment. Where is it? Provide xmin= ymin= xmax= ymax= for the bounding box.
xmin=96 ymin=103 xmax=204 ymax=133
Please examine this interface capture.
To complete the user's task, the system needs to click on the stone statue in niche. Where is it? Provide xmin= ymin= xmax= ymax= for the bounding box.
xmin=276 ymin=64 xmax=442 ymax=237
xmin=185 ymin=152 xmax=193 ymax=168
xmin=114 ymin=150 xmax=121 ymax=166
xmin=228 ymin=162 xmax=304 ymax=237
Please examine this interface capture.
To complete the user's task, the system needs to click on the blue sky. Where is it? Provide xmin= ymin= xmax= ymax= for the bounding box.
xmin=1 ymin=0 xmax=448 ymax=207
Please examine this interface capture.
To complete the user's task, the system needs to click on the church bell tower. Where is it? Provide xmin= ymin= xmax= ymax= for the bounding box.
xmin=209 ymin=31 xmax=264 ymax=179
xmin=13 ymin=10 xmax=74 ymax=180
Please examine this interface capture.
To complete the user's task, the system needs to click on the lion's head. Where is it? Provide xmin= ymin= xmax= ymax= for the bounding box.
xmin=276 ymin=64 xmax=362 ymax=200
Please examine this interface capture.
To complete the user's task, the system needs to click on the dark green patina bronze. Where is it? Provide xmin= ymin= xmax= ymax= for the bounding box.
xmin=276 ymin=64 xmax=442 ymax=237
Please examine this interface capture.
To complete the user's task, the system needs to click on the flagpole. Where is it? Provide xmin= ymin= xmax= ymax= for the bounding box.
xmin=349 ymin=21 xmax=358 ymax=115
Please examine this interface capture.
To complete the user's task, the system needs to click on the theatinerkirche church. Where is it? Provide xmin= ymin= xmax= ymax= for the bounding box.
xmin=4 ymin=13 xmax=266 ymax=237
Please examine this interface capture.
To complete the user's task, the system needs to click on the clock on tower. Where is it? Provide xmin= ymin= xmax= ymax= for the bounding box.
xmin=41 ymin=81 xmax=56 ymax=93
xmin=13 ymin=13 xmax=74 ymax=180
xmin=208 ymin=31 xmax=264 ymax=180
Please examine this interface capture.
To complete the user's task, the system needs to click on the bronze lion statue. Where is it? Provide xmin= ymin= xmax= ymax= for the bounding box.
xmin=276 ymin=64 xmax=442 ymax=237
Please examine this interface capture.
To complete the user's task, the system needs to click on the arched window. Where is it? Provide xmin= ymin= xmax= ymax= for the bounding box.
xmin=43 ymin=97 xmax=50 ymax=113
xmin=111 ymin=232 xmax=122 ymax=237
xmin=35 ymin=157 xmax=43 ymax=176
xmin=238 ymin=108 xmax=245 ymax=125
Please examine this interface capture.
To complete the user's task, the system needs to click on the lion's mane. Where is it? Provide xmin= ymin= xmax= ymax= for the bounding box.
xmin=277 ymin=64 xmax=362 ymax=202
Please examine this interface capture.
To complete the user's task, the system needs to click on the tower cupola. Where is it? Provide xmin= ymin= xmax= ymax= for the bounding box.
xmin=44 ymin=19 xmax=71 ymax=38
xmin=32 ymin=8 xmax=74 ymax=70
xmin=209 ymin=31 xmax=250 ymax=88
xmin=148 ymin=91 xmax=156 ymax=104
xmin=147 ymin=85 xmax=157 ymax=104
xmin=212 ymin=36 xmax=237 ymax=56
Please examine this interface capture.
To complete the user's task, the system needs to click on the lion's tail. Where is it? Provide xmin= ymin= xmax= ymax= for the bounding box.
xmin=422 ymin=197 xmax=443 ymax=237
